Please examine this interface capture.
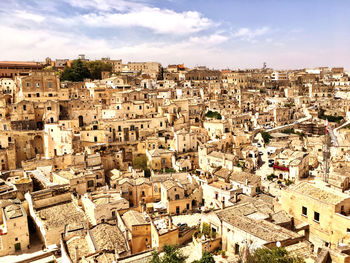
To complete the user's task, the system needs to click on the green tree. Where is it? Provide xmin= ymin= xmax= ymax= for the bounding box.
xmin=60 ymin=59 xmax=91 ymax=81
xmin=149 ymin=245 xmax=187 ymax=263
xmin=192 ymin=251 xmax=215 ymax=263
xmin=247 ymin=247 xmax=305 ymax=263
xmin=205 ymin=111 xmax=222 ymax=120
xmin=260 ymin=132 xmax=272 ymax=144
xmin=133 ymin=154 xmax=148 ymax=170
xmin=202 ymin=223 xmax=211 ymax=237
xmin=87 ymin=61 xmax=112 ymax=79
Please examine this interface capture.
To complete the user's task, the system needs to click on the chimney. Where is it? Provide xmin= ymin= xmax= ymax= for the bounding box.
xmin=74 ymin=245 xmax=79 ymax=263
xmin=221 ymin=200 xmax=225 ymax=210
xmin=169 ymin=217 xmax=173 ymax=229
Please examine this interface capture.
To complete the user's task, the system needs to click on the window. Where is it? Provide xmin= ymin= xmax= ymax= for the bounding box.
xmin=28 ymin=94 xmax=31 ymax=97
xmin=142 ymin=191 xmax=145 ymax=196
xmin=48 ymin=93 xmax=53 ymax=97
xmin=87 ymin=180 xmax=94 ymax=188
xmin=26 ymin=82 xmax=31 ymax=87
xmin=48 ymin=82 xmax=53 ymax=89
xmin=23 ymin=105 xmax=26 ymax=110
xmin=35 ymin=82 xmax=40 ymax=88
xmin=175 ymin=194 xmax=180 ymax=200
xmin=47 ymin=107 xmax=51 ymax=111
xmin=36 ymin=93 xmax=40 ymax=97
xmin=314 ymin=211 xmax=320 ymax=222
xmin=302 ymin=206 xmax=307 ymax=217
xmin=112 ymin=211 xmax=116 ymax=217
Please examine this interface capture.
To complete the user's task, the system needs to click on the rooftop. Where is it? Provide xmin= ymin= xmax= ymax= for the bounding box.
xmin=291 ymin=182 xmax=350 ymax=205
xmin=230 ymin=171 xmax=261 ymax=185
xmin=3 ymin=203 xmax=24 ymax=220
xmin=66 ymin=236 xmax=90 ymax=262
xmin=38 ymin=201 xmax=85 ymax=229
xmin=218 ymin=205 xmax=300 ymax=242
xmin=122 ymin=210 xmax=149 ymax=229
xmin=89 ymin=223 xmax=128 ymax=253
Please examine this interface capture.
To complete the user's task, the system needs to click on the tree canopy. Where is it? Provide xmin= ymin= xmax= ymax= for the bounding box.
xmin=60 ymin=59 xmax=112 ymax=81
xmin=87 ymin=60 xmax=112 ymax=80
xmin=192 ymin=251 xmax=215 ymax=263
xmin=133 ymin=154 xmax=148 ymax=170
xmin=247 ymin=247 xmax=305 ymax=263
xmin=133 ymin=154 xmax=151 ymax=177
xmin=260 ymin=131 xmax=272 ymax=144
xmin=149 ymin=245 xmax=187 ymax=263
xmin=205 ymin=110 xmax=222 ymax=120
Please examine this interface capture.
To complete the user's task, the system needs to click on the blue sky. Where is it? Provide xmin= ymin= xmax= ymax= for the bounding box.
xmin=0 ymin=0 xmax=349 ymax=69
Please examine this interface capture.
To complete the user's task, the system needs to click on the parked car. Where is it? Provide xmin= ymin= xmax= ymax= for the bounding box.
xmin=177 ymin=223 xmax=188 ymax=229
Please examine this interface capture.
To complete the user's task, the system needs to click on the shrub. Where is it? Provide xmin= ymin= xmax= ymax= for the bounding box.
xmin=267 ymin=174 xmax=275 ymax=181
xmin=205 ymin=111 xmax=222 ymax=120
xmin=202 ymin=223 xmax=211 ymax=237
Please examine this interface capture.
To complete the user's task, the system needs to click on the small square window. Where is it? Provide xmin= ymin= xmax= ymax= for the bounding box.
xmin=314 ymin=211 xmax=320 ymax=222
xmin=302 ymin=206 xmax=307 ymax=216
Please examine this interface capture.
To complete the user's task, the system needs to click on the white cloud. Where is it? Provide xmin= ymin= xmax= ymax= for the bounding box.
xmin=65 ymin=0 xmax=144 ymax=12
xmin=14 ymin=10 xmax=45 ymax=23
xmin=82 ymin=7 xmax=214 ymax=35
xmin=189 ymin=33 xmax=228 ymax=46
xmin=233 ymin=26 xmax=270 ymax=41
xmin=0 ymin=23 xmax=348 ymax=70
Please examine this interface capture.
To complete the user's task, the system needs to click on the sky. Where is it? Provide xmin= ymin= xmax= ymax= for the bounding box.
xmin=1 ymin=0 xmax=350 ymax=70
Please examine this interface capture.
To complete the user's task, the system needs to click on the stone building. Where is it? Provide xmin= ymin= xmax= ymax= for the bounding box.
xmin=0 ymin=200 xmax=29 ymax=256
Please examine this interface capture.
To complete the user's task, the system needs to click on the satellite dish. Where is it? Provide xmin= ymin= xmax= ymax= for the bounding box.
xmin=276 ymin=241 xmax=281 ymax=247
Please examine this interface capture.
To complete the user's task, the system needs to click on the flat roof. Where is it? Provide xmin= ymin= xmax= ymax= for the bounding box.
xmin=0 ymin=61 xmax=43 ymax=66
xmin=291 ymin=182 xmax=349 ymax=205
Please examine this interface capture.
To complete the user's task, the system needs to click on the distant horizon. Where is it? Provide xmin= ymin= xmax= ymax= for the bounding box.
xmin=0 ymin=57 xmax=348 ymax=72
xmin=1 ymin=0 xmax=349 ymax=70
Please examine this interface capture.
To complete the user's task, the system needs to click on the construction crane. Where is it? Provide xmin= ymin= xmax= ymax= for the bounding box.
xmin=323 ymin=121 xmax=331 ymax=183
